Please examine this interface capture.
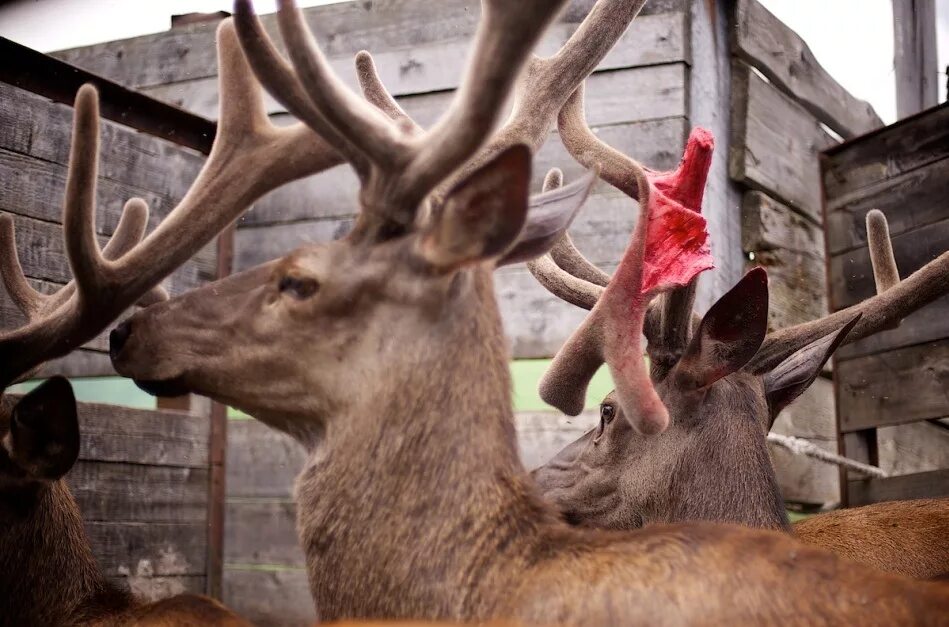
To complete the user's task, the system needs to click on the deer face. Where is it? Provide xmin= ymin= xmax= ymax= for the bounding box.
xmin=110 ymin=148 xmax=593 ymax=440
xmin=533 ymin=269 xmax=859 ymax=529
xmin=0 ymin=378 xmax=80 ymax=493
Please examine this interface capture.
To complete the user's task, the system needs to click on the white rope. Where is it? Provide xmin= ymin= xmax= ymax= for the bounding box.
xmin=767 ymin=433 xmax=889 ymax=479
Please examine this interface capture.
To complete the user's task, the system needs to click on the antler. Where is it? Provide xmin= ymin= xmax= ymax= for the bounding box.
xmin=0 ymin=20 xmax=344 ymax=388
xmin=747 ymin=209 xmax=949 ymax=373
xmin=234 ymin=0 xmax=572 ymax=238
xmin=530 ymin=84 xmax=716 ymax=435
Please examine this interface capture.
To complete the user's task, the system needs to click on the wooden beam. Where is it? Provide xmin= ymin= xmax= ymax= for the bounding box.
xmin=733 ymin=0 xmax=882 ymax=138
xmin=892 ymin=0 xmax=939 ymax=118
xmin=848 ymin=468 xmax=949 ymax=505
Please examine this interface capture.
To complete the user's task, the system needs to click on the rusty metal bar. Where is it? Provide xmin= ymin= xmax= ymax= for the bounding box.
xmin=0 ymin=36 xmax=216 ymax=155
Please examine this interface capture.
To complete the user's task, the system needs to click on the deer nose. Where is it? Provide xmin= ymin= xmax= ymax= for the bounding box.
xmin=109 ymin=320 xmax=133 ymax=359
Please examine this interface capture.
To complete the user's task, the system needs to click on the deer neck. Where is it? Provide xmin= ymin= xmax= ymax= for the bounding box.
xmin=293 ymin=268 xmax=558 ymax=621
xmin=0 ymin=479 xmax=130 ymax=625
xmin=668 ymin=380 xmax=791 ymax=531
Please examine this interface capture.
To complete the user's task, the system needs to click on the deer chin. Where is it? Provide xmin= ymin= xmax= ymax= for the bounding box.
xmin=132 ymin=377 xmax=191 ymax=398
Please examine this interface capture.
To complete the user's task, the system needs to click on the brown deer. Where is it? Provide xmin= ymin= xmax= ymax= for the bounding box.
xmin=110 ymin=0 xmax=949 ymax=624
xmin=529 ymin=85 xmax=949 ymax=580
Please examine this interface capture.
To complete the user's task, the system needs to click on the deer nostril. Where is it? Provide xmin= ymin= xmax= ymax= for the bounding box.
xmin=109 ymin=320 xmax=133 ymax=359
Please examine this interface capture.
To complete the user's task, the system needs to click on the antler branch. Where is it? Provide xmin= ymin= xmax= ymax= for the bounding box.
xmin=0 ymin=19 xmax=344 ymax=388
xmin=747 ymin=210 xmax=948 ymax=373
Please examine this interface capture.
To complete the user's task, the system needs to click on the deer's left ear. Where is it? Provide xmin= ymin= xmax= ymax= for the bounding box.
xmin=4 ymin=376 xmax=80 ymax=481
xmin=418 ymin=145 xmax=531 ymax=270
xmin=674 ymin=267 xmax=769 ymax=390
xmin=763 ymin=314 xmax=860 ymax=427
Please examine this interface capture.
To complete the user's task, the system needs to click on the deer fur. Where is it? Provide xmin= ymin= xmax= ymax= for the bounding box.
xmin=0 ymin=380 xmax=249 ymax=626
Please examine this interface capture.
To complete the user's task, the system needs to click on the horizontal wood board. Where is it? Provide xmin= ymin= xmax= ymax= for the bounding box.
xmin=731 ymin=0 xmax=881 ymax=139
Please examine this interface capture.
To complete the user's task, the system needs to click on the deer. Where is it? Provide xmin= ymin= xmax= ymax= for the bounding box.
xmin=528 ymin=84 xmax=949 ymax=580
xmin=108 ymin=0 xmax=949 ymax=624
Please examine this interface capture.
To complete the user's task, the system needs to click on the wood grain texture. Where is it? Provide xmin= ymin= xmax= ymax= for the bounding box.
xmin=729 ymin=60 xmax=836 ymax=223
xmin=242 ymin=110 xmax=687 ymax=230
xmin=86 ymin=521 xmax=207 ymax=577
xmin=732 ymin=0 xmax=881 ymax=138
xmin=836 ymin=339 xmax=949 ymax=432
xmin=822 ymin=102 xmax=949 ymax=202
xmin=222 ymin=568 xmax=316 ymax=627
xmin=69 ymin=461 xmax=209 ymax=523
xmin=892 ymin=0 xmax=939 ymax=118
xmin=143 ymin=18 xmax=688 ymax=120
xmin=741 ymin=191 xmax=824 ymax=256
xmin=748 ymin=249 xmax=826 ymax=332
xmin=225 ymin=499 xmax=301 ymax=567
xmin=76 ymin=401 xmax=209 ymax=467
xmin=825 ymin=156 xmax=949 ymax=255
xmin=53 ymin=0 xmax=685 ymax=88
xmin=848 ymin=469 xmax=949 ymax=506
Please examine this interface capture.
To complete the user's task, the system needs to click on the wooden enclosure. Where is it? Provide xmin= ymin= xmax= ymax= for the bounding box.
xmin=0 ymin=66 xmax=224 ymax=598
xmin=3 ymin=0 xmax=941 ymax=624
xmin=821 ymin=102 xmax=949 ymax=506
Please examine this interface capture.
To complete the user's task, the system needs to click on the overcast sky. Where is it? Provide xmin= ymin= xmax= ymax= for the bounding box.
xmin=0 ymin=0 xmax=947 ymax=124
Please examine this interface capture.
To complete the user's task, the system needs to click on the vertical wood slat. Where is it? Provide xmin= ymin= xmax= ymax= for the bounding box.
xmin=892 ymin=0 xmax=939 ymax=119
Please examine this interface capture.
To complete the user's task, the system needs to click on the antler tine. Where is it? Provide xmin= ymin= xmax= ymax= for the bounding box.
xmin=866 ymin=209 xmax=900 ymax=293
xmin=274 ymin=0 xmax=402 ymax=171
xmin=747 ymin=210 xmax=949 ymax=374
xmin=558 ymin=84 xmax=640 ymax=198
xmin=0 ymin=18 xmax=344 ymax=388
xmin=550 ymin=235 xmax=612 ymax=288
xmin=430 ymin=0 xmax=649 ymax=203
xmin=355 ymin=51 xmax=422 ymax=134
xmin=527 ymin=168 xmax=605 ymax=310
xmin=0 ymin=215 xmax=46 ymax=317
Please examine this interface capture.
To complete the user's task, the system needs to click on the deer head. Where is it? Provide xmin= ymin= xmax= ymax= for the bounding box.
xmin=109 ymin=0 xmax=650 ymax=443
xmin=530 ymin=87 xmax=949 ymax=530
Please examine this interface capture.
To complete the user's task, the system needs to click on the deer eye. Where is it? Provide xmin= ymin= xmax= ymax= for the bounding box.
xmin=594 ymin=403 xmax=616 ymax=443
xmin=278 ymin=275 xmax=320 ymax=300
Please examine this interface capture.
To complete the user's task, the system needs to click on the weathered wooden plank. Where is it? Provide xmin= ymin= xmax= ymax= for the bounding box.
xmin=732 ymin=0 xmax=881 ymax=138
xmin=77 ymin=401 xmax=209 ymax=468
xmin=729 ymin=61 xmax=836 ymax=223
xmin=54 ymin=1 xmax=685 ymax=89
xmin=0 ymin=83 xmax=206 ymax=199
xmin=69 ymin=461 xmax=208 ymax=523
xmin=748 ymin=250 xmax=826 ymax=332
xmin=86 ymin=521 xmax=207 ymax=577
xmin=516 ymin=410 xmax=598 ymax=470
xmin=822 ymin=103 xmax=949 ymax=201
xmin=892 ymin=0 xmax=939 ymax=118
xmin=848 ymin=468 xmax=949 ymax=506
xmin=837 ymin=339 xmax=949 ymax=432
xmin=0 ymin=213 xmax=211 ymax=297
xmin=225 ymin=499 xmax=302 ymax=567
xmin=741 ymin=191 xmax=824 ymax=256
xmin=237 ymin=115 xmax=686 ymax=246
xmin=123 ymin=575 xmax=207 ymax=602
xmin=836 ymin=295 xmax=949 ymax=362
xmin=825 ymin=156 xmax=949 ymax=255
xmin=222 ymin=568 xmax=316 ymax=627
xmin=878 ymin=420 xmax=949 ymax=476
xmin=829 ymin=217 xmax=949 ymax=310
xmin=40 ymin=349 xmax=117 ymax=379
xmin=143 ymin=47 xmax=686 ymax=126
xmin=227 ymin=420 xmax=306 ymax=499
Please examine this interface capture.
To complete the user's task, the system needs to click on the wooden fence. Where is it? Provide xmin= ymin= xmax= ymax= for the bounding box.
xmin=821 ymin=102 xmax=949 ymax=506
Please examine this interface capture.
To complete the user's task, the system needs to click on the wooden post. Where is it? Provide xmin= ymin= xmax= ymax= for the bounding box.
xmin=892 ymin=0 xmax=938 ymax=118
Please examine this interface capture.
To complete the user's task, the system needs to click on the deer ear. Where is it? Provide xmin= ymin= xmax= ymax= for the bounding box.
xmin=4 ymin=376 xmax=80 ymax=481
xmin=764 ymin=314 xmax=860 ymax=427
xmin=675 ymin=267 xmax=769 ymax=389
xmin=419 ymin=145 xmax=531 ymax=270
xmin=497 ymin=170 xmax=596 ymax=266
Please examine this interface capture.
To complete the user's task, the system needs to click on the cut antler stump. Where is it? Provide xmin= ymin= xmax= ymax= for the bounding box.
xmin=539 ymin=128 xmax=715 ymax=435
